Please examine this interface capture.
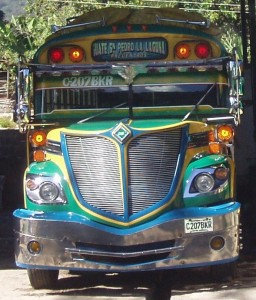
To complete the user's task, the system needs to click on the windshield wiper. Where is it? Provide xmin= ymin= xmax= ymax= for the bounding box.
xmin=182 ymin=84 xmax=215 ymax=122
xmin=77 ymin=102 xmax=126 ymax=124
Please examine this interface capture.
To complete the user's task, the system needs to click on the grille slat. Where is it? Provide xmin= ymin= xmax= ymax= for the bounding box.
xmin=65 ymin=127 xmax=182 ymax=219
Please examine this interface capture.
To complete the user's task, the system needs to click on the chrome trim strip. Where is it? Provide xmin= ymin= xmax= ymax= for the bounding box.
xmin=45 ymin=139 xmax=61 ymax=155
xmin=65 ymin=245 xmax=184 ymax=258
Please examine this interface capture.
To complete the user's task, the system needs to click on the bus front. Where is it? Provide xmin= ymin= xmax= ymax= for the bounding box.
xmin=13 ymin=8 xmax=242 ymax=289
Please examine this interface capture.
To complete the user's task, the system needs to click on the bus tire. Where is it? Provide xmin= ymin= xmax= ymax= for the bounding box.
xmin=146 ymin=279 xmax=172 ymax=300
xmin=27 ymin=269 xmax=59 ymax=289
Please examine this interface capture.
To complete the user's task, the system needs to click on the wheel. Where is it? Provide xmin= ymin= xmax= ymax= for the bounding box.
xmin=146 ymin=283 xmax=172 ymax=300
xmin=210 ymin=261 xmax=237 ymax=282
xmin=27 ymin=269 xmax=59 ymax=289
xmin=146 ymin=287 xmax=172 ymax=300
xmin=146 ymin=273 xmax=172 ymax=300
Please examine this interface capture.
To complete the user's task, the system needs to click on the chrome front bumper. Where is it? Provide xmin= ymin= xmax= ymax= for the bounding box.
xmin=13 ymin=202 xmax=240 ymax=272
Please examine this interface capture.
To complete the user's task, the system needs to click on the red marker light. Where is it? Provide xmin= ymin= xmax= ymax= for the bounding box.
xmin=49 ymin=48 xmax=65 ymax=63
xmin=112 ymin=26 xmax=118 ymax=33
xmin=142 ymin=25 xmax=148 ymax=31
xmin=127 ymin=24 xmax=132 ymax=32
xmin=195 ymin=43 xmax=211 ymax=59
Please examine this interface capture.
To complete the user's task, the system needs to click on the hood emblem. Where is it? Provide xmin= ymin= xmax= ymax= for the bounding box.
xmin=112 ymin=122 xmax=132 ymax=144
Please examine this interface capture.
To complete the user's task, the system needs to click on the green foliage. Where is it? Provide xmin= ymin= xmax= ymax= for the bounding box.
xmin=0 ymin=0 xmax=243 ymax=99
xmin=174 ymin=0 xmax=242 ymax=54
xmin=0 ymin=117 xmax=17 ymax=129
xmin=0 ymin=14 xmax=38 ymax=81
xmin=0 ymin=1 xmax=242 ymax=67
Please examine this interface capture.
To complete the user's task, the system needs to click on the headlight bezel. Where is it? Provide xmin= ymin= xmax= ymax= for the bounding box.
xmin=184 ymin=165 xmax=229 ymax=197
xmin=26 ymin=174 xmax=67 ymax=205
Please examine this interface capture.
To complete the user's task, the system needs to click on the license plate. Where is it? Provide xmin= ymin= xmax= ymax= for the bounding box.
xmin=184 ymin=217 xmax=213 ymax=233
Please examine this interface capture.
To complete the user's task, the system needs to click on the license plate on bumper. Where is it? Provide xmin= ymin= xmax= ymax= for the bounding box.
xmin=184 ymin=217 xmax=213 ymax=233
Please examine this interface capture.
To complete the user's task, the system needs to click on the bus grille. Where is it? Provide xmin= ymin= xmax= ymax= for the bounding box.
xmin=65 ymin=128 xmax=182 ymax=218
xmin=128 ymin=130 xmax=182 ymax=214
xmin=65 ymin=135 xmax=124 ymax=215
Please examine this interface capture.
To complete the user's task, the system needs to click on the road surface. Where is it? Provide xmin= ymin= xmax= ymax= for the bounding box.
xmin=1 ymin=258 xmax=256 ymax=300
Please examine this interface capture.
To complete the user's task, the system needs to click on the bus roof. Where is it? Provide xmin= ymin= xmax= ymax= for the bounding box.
xmin=50 ymin=7 xmax=221 ymax=37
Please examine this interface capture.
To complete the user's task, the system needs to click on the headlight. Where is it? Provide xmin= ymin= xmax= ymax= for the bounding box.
xmin=26 ymin=174 xmax=67 ymax=205
xmin=39 ymin=182 xmax=59 ymax=202
xmin=194 ymin=173 xmax=215 ymax=193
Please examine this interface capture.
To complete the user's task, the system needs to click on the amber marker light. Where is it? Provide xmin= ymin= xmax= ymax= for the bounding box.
xmin=31 ymin=130 xmax=47 ymax=147
xmin=215 ymin=167 xmax=229 ymax=180
xmin=175 ymin=43 xmax=191 ymax=59
xmin=217 ymin=125 xmax=234 ymax=142
xmin=69 ymin=47 xmax=85 ymax=62
xmin=33 ymin=150 xmax=46 ymax=162
xmin=26 ymin=179 xmax=38 ymax=190
xmin=210 ymin=236 xmax=225 ymax=251
xmin=49 ymin=47 xmax=65 ymax=63
xmin=208 ymin=130 xmax=215 ymax=142
xmin=27 ymin=240 xmax=41 ymax=254
xmin=209 ymin=142 xmax=221 ymax=154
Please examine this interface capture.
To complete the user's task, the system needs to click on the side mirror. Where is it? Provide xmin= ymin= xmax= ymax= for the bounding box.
xmin=226 ymin=49 xmax=244 ymax=125
xmin=15 ymin=66 xmax=31 ymax=132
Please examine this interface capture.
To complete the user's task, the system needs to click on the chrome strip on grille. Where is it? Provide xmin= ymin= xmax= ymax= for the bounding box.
xmin=45 ymin=139 xmax=62 ymax=155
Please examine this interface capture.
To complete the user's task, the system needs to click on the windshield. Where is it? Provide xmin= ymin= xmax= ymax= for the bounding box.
xmin=34 ymin=83 xmax=228 ymax=115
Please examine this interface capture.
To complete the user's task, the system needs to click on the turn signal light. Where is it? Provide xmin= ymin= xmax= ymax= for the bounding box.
xmin=208 ymin=130 xmax=215 ymax=142
xmin=175 ymin=43 xmax=191 ymax=59
xmin=33 ymin=150 xmax=46 ymax=162
xmin=27 ymin=241 xmax=41 ymax=254
xmin=210 ymin=236 xmax=225 ymax=251
xmin=30 ymin=130 xmax=47 ymax=147
xmin=215 ymin=167 xmax=229 ymax=180
xmin=26 ymin=179 xmax=38 ymax=190
xmin=217 ymin=125 xmax=234 ymax=142
xmin=209 ymin=142 xmax=221 ymax=154
xmin=69 ymin=47 xmax=85 ymax=62
xmin=195 ymin=43 xmax=211 ymax=59
xmin=49 ymin=47 xmax=65 ymax=63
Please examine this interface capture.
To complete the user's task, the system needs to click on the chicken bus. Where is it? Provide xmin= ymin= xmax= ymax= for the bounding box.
xmin=13 ymin=7 xmax=243 ymax=293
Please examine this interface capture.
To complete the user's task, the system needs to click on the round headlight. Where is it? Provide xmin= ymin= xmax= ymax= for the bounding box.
xmin=194 ymin=173 xmax=215 ymax=193
xmin=39 ymin=182 xmax=59 ymax=202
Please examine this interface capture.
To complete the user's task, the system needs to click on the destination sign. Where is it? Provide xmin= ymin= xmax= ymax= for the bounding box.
xmin=92 ymin=38 xmax=168 ymax=61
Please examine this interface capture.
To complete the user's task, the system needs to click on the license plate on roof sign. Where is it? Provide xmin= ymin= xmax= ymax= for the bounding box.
xmin=184 ymin=217 xmax=213 ymax=233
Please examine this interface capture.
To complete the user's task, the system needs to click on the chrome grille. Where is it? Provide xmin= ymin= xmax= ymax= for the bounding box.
xmin=65 ymin=127 xmax=182 ymax=218
xmin=128 ymin=129 xmax=182 ymax=214
xmin=65 ymin=135 xmax=124 ymax=215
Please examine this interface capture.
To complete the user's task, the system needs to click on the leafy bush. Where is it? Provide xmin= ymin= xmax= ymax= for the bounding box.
xmin=0 ymin=116 xmax=17 ymax=129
